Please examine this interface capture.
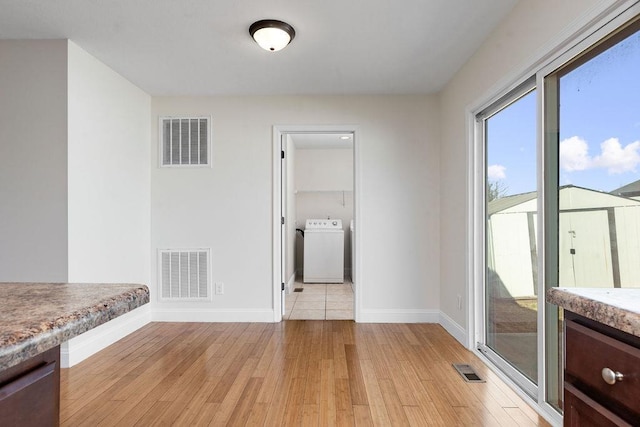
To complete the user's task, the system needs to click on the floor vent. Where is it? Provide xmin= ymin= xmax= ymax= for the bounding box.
xmin=293 ymin=288 xmax=304 ymax=292
xmin=452 ymin=364 xmax=485 ymax=383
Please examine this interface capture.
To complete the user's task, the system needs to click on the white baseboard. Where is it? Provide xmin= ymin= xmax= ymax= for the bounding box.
xmin=152 ymin=308 xmax=275 ymax=322
xmin=59 ymin=306 xmax=468 ymax=368
xmin=438 ymin=311 xmax=467 ymax=347
xmin=358 ymin=309 xmax=439 ymax=323
xmin=61 ymin=304 xmax=151 ymax=368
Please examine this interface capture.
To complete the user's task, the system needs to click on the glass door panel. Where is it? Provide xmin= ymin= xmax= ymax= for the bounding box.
xmin=556 ymin=27 xmax=640 ymax=289
xmin=544 ymin=17 xmax=640 ymax=412
xmin=485 ymin=89 xmax=538 ymax=384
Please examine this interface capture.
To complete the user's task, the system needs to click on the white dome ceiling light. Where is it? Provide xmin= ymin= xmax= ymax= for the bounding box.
xmin=249 ymin=19 xmax=295 ymax=52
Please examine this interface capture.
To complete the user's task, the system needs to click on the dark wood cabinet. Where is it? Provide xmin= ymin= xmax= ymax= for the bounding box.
xmin=564 ymin=312 xmax=640 ymax=426
xmin=0 ymin=346 xmax=60 ymax=427
xmin=565 ymin=382 xmax=631 ymax=426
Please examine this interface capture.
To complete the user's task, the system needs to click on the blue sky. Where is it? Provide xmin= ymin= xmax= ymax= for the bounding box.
xmin=488 ymin=30 xmax=640 ymax=196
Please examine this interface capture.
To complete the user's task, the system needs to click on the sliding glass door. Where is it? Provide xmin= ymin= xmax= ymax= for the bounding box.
xmin=543 ymin=16 xmax=640 ymax=411
xmin=476 ymin=8 xmax=640 ymax=416
xmin=480 ymin=83 xmax=538 ymax=394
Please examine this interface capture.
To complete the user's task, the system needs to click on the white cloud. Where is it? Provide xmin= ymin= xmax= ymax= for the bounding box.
xmin=487 ymin=164 xmax=506 ymax=180
xmin=553 ymin=135 xmax=640 ymax=176
xmin=559 ymin=136 xmax=590 ymax=171
xmin=591 ymin=137 xmax=640 ymax=174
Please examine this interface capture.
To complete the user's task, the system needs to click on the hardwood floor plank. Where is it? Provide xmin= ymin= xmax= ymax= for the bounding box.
xmin=133 ymin=400 xmax=173 ymax=426
xmin=209 ymin=357 xmax=260 ymax=425
xmin=110 ymin=324 xmax=215 ymax=402
xmin=319 ymin=359 xmax=337 ymax=426
xmin=336 ymin=409 xmax=356 ymax=426
xmin=468 ymin=383 xmax=529 ymax=427
xmin=404 ymin=405 xmax=440 ymax=427
xmin=345 ymin=344 xmax=369 ymax=405
xmin=254 ymin=350 xmax=286 ymax=404
xmin=380 ymin=348 xmax=418 ymax=406
xmin=171 ymin=379 xmax=223 ymax=426
xmin=378 ymin=378 xmax=411 ymax=426
xmin=225 ymin=377 xmax=264 ymax=426
xmin=397 ymin=360 xmax=450 ymax=425
xmin=334 ymin=378 xmax=353 ymax=413
xmin=190 ymin=402 xmax=220 ymax=426
xmin=281 ymin=377 xmax=306 ymax=425
xmin=303 ymin=359 xmax=321 ymax=405
xmin=341 ymin=320 xmax=356 ymax=345
xmin=422 ymin=378 xmax=472 ymax=409
xmin=364 ymin=333 xmax=391 ymax=380
xmin=261 ymin=360 xmax=297 ymax=425
xmin=64 ymin=398 xmax=122 ymax=427
xmin=456 ymin=405 xmax=503 ymax=426
xmin=251 ymin=331 xmax=283 ymax=378
xmin=333 ymin=330 xmax=350 ymax=380
xmin=244 ymin=401 xmax=270 ymax=426
xmin=60 ymin=322 xmax=550 ymax=427
xmin=417 ymin=380 xmax=463 ymax=425
xmin=504 ymin=406 xmax=540 ymax=427
xmin=302 ymin=403 xmax=320 ymax=425
xmin=321 ymin=321 xmax=334 ymax=360
xmin=352 ymin=404 xmax=374 ymax=426
xmin=207 ymin=343 xmax=254 ymax=403
xmin=359 ymin=359 xmax=391 ymax=425
xmin=99 ymin=374 xmax=180 ymax=427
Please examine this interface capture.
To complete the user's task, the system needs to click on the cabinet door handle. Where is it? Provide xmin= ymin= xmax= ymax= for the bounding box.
xmin=601 ymin=367 xmax=624 ymax=385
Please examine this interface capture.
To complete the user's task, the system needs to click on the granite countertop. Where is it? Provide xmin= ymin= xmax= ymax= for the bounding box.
xmin=0 ymin=283 xmax=149 ymax=370
xmin=546 ymin=287 xmax=640 ymax=338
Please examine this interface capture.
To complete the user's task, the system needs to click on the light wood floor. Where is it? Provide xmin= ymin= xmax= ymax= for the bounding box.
xmin=60 ymin=321 xmax=551 ymax=426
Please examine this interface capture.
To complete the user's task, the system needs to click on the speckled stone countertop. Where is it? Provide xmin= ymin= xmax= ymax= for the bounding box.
xmin=0 ymin=283 xmax=149 ymax=370
xmin=546 ymin=287 xmax=640 ymax=337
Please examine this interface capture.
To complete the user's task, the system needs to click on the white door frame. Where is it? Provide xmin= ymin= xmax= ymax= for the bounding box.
xmin=272 ymin=125 xmax=361 ymax=322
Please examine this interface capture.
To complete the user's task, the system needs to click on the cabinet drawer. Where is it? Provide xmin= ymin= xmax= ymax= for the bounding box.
xmin=0 ymin=346 xmax=60 ymax=427
xmin=565 ymin=319 xmax=640 ymax=419
xmin=0 ymin=360 xmax=57 ymax=426
xmin=564 ymin=382 xmax=631 ymax=427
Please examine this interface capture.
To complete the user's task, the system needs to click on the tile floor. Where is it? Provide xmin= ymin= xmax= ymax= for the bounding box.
xmin=284 ymin=278 xmax=354 ymax=320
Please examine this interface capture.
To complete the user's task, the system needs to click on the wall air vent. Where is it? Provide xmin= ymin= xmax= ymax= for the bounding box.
xmin=159 ymin=249 xmax=210 ymax=300
xmin=159 ymin=116 xmax=211 ymax=167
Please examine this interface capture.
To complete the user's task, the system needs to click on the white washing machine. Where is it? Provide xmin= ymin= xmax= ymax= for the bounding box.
xmin=304 ymin=219 xmax=344 ymax=283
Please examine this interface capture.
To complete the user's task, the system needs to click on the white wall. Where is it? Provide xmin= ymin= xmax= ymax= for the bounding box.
xmin=0 ymin=40 xmax=69 ymax=282
xmin=67 ymin=41 xmax=151 ymax=284
xmin=152 ymin=95 xmax=440 ymax=321
xmin=439 ymin=0 xmax=610 ymax=329
xmin=295 ymin=148 xmax=353 ymax=191
xmin=0 ymin=40 xmax=153 ymax=366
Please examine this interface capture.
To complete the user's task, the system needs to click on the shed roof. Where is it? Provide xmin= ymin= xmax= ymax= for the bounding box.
xmin=488 ymin=184 xmax=640 ymax=215
xmin=488 ymin=191 xmax=536 ymax=215
xmin=611 ymin=179 xmax=640 ymax=197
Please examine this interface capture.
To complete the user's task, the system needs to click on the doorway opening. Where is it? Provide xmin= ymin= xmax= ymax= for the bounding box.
xmin=272 ymin=126 xmax=359 ymax=322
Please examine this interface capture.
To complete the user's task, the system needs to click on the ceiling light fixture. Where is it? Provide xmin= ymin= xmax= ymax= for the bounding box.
xmin=249 ymin=19 xmax=295 ymax=52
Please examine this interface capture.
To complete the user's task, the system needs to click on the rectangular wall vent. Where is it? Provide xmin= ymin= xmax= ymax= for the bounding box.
xmin=159 ymin=249 xmax=210 ymax=300
xmin=159 ymin=116 xmax=210 ymax=166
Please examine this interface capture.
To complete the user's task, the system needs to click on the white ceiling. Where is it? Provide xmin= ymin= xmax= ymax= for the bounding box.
xmin=0 ymin=0 xmax=518 ymax=96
